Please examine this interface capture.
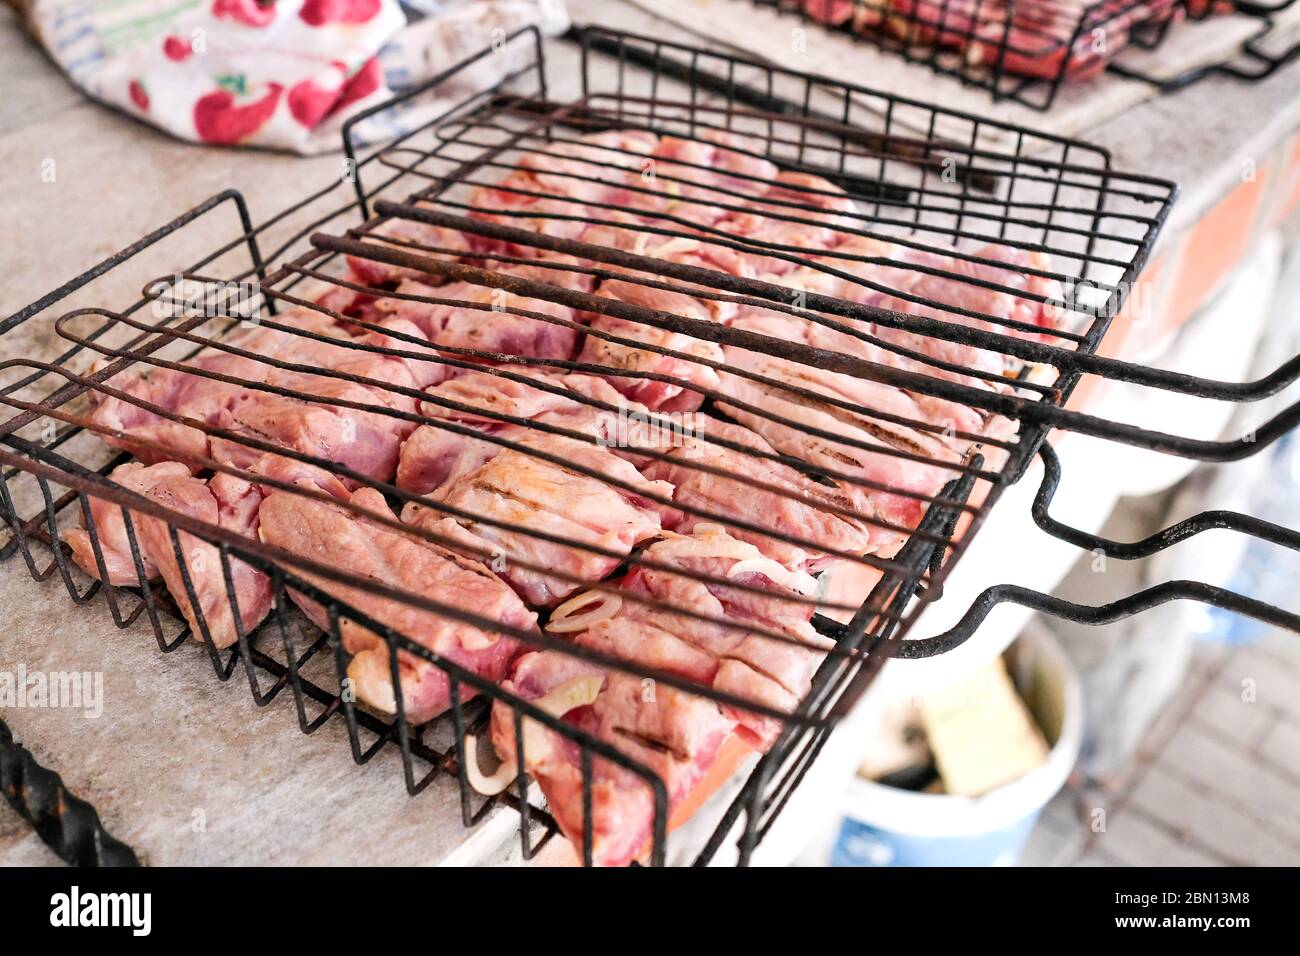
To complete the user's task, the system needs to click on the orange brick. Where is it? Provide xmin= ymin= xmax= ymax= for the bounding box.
xmin=1276 ymin=131 xmax=1300 ymax=225
xmin=1164 ymin=165 xmax=1272 ymax=330
xmin=1066 ymin=255 xmax=1164 ymax=412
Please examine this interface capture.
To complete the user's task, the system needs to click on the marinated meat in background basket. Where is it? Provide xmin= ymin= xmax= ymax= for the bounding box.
xmin=63 ymin=122 xmax=1073 ymax=865
xmin=801 ymin=0 xmax=1190 ymax=82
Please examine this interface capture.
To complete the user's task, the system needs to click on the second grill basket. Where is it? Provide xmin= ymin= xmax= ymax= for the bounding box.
xmin=750 ymin=0 xmax=1300 ymax=109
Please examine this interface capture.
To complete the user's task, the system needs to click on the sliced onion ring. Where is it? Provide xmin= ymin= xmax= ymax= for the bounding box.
xmin=727 ymin=557 xmax=819 ymax=595
xmin=463 ymin=676 xmax=606 ymax=796
xmin=546 ymin=591 xmax=623 ymax=633
xmin=652 ymin=528 xmax=760 ymax=562
xmin=463 ymin=736 xmax=515 ymax=796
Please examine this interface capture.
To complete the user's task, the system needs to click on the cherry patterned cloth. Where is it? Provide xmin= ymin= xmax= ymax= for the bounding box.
xmin=18 ymin=0 xmax=568 ymax=153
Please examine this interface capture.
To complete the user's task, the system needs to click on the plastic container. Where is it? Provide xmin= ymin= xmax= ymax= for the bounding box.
xmin=828 ymin=625 xmax=1082 ymax=867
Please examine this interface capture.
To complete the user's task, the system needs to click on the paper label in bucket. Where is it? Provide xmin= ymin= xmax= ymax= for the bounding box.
xmin=921 ymin=656 xmax=1048 ymax=796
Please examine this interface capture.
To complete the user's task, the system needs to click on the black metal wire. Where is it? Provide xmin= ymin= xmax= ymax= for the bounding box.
xmin=1033 ymin=442 xmax=1300 ymax=558
xmin=0 ymin=719 xmax=141 ymax=867
xmin=896 ymin=579 xmax=1300 ymax=658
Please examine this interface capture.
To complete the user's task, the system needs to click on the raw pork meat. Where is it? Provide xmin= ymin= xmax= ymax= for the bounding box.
xmin=92 ymin=307 xmax=442 ymax=486
xmin=258 ymin=479 xmax=535 ymax=723
xmin=373 ymin=270 xmax=582 ymax=364
xmin=65 ymin=461 xmax=272 ymax=648
xmin=578 ymin=277 xmax=726 ymax=412
xmin=400 ymin=428 xmax=671 ymax=607
xmin=467 ymin=130 xmax=660 ymax=251
xmin=804 ymin=0 xmax=1185 ymax=82
xmin=641 ymin=416 xmax=880 ymax=568
xmin=490 ymin=644 xmax=734 ymax=867
xmin=347 ymin=209 xmax=488 ymax=287
xmin=488 ymin=527 xmax=830 ymax=864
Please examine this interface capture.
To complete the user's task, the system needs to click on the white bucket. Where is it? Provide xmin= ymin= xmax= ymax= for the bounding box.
xmin=828 ymin=623 xmax=1082 ymax=867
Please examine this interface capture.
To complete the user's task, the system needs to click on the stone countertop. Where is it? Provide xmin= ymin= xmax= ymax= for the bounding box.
xmin=1 ymin=0 xmax=1296 ymax=865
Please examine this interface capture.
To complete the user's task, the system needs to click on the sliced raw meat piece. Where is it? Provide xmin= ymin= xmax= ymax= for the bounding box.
xmin=803 ymin=234 xmax=1053 ymax=377
xmin=89 ymin=319 xmax=305 ymax=469
xmin=620 ymin=133 xmax=857 ymax=275
xmin=396 ymin=368 xmax=676 ymax=497
xmin=286 ymin=307 xmax=441 ymax=390
xmin=467 ymin=130 xmax=660 ymax=253
xmin=774 ymin=247 xmax=1010 ymax=404
xmin=540 ymin=527 xmax=830 ymax=751
xmin=641 ymin=416 xmax=878 ymax=569
xmin=733 ymin=306 xmax=998 ymax=445
xmin=210 ymin=373 xmax=417 ymax=488
xmin=400 ymin=430 xmax=670 ymax=607
xmin=345 ymin=312 xmax=452 ymax=390
xmin=374 ymin=274 xmax=580 ymax=362
xmin=248 ymin=450 xmax=353 ymax=502
xmin=143 ymin=470 xmax=271 ymax=648
xmin=346 ymin=212 xmax=485 ymax=287
xmin=312 ymin=283 xmax=376 ymax=319
xmin=266 ymin=311 xmax=435 ymax=402
xmin=470 ymin=192 xmax=593 ymax=246
xmin=716 ymin=316 xmax=964 ymax=542
xmin=579 ymin=278 xmax=725 ymax=413
xmin=90 ymin=307 xmax=435 ymax=478
xmin=294 ymin=293 xmax=454 ymax=390
xmin=727 ymin=310 xmax=963 ymax=451
xmin=200 ymin=309 xmax=436 ymax=486
xmin=65 ymin=461 xmax=190 ymax=585
xmin=488 ymin=256 xmax=599 ymax=294
xmin=258 ymin=483 xmax=534 ymax=723
xmin=637 ymin=130 xmax=780 ymax=226
xmin=882 ymin=241 xmax=1067 ymax=342
xmin=412 ymin=367 xmax=632 ymax=439
xmin=511 ymin=129 xmax=660 ymax=207
xmin=578 ymin=218 xmax=751 ymax=321
xmin=425 ymin=366 xmax=645 ymax=433
xmin=713 ymin=170 xmax=860 ymax=275
xmin=613 ymin=528 xmax=831 ymax=748
xmin=490 ymin=637 xmax=735 ymax=867
xmin=65 ymin=461 xmax=273 ymax=648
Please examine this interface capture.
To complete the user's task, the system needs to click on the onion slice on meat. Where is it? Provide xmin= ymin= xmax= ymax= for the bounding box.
xmin=726 ymin=557 xmax=820 ymax=596
xmin=633 ymin=232 xmax=700 ymax=259
xmin=463 ymin=735 xmax=515 ymax=796
xmin=654 ymin=527 xmax=820 ymax=595
xmin=463 ymin=676 xmax=606 ymax=795
xmin=546 ymin=591 xmax=622 ymax=633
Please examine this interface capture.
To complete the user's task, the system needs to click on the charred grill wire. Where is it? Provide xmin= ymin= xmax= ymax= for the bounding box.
xmin=0 ymin=28 xmax=1181 ymax=866
xmin=0 ymin=719 xmax=141 ymax=867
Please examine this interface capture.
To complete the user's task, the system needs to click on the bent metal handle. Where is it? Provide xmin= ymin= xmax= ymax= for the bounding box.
xmin=891 ymin=440 xmax=1300 ymax=660
xmin=893 ymin=580 xmax=1300 ymax=660
xmin=1032 ymin=443 xmax=1300 ymax=558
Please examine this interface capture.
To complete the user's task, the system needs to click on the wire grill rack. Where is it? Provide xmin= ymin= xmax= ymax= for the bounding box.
xmin=0 ymin=26 xmax=1185 ymax=866
xmin=752 ymin=0 xmax=1300 ymax=109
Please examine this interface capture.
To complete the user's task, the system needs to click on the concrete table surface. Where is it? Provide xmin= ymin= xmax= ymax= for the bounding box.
xmin=1 ymin=0 xmax=1296 ymax=865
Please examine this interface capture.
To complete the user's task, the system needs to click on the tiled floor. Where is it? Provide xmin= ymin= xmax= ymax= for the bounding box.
xmin=1021 ymin=627 xmax=1300 ymax=866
